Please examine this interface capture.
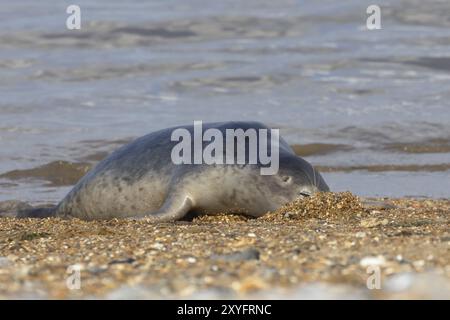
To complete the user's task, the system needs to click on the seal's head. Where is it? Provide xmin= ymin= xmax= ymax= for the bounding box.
xmin=263 ymin=154 xmax=329 ymax=208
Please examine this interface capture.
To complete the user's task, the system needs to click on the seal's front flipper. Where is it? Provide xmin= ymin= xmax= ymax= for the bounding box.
xmin=137 ymin=194 xmax=194 ymax=222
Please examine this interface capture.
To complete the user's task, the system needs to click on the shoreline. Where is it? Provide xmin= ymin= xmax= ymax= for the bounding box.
xmin=0 ymin=192 xmax=449 ymax=299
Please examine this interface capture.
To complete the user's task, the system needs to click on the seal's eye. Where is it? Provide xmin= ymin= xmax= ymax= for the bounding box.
xmin=299 ymin=192 xmax=311 ymax=197
xmin=281 ymin=176 xmax=292 ymax=183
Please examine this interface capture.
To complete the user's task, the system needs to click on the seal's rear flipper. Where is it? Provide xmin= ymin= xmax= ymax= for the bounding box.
xmin=0 ymin=200 xmax=32 ymax=217
xmin=135 ymin=194 xmax=194 ymax=222
xmin=17 ymin=206 xmax=57 ymax=218
xmin=0 ymin=211 xmax=17 ymax=218
xmin=0 ymin=200 xmax=56 ymax=218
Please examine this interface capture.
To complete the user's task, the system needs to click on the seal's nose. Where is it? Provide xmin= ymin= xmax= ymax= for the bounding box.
xmin=299 ymin=185 xmax=320 ymax=197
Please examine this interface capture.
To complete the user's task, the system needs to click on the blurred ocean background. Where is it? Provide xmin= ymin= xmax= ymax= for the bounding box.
xmin=0 ymin=0 xmax=450 ymax=204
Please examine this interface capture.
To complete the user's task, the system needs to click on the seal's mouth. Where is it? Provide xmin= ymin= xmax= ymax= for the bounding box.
xmin=299 ymin=192 xmax=311 ymax=197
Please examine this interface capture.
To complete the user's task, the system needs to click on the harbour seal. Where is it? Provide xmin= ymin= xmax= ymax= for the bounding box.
xmin=13 ymin=121 xmax=329 ymax=221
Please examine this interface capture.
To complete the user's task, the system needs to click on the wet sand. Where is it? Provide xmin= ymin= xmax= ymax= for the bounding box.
xmin=0 ymin=192 xmax=448 ymax=299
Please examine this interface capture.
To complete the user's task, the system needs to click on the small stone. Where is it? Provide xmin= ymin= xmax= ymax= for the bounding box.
xmin=16 ymin=265 xmax=32 ymax=277
xmin=412 ymin=260 xmax=425 ymax=268
xmin=355 ymin=232 xmax=366 ymax=238
xmin=150 ymin=243 xmax=165 ymax=251
xmin=0 ymin=257 xmax=11 ymax=268
xmin=88 ymin=266 xmax=108 ymax=274
xmin=211 ymin=265 xmax=219 ymax=272
xmin=109 ymin=257 xmax=135 ymax=265
xmin=211 ymin=248 xmax=260 ymax=262
xmin=360 ymin=218 xmax=380 ymax=228
xmin=187 ymin=257 xmax=197 ymax=264
xmin=134 ymin=249 xmax=146 ymax=256
xmin=344 ymin=241 xmax=356 ymax=248
xmin=247 ymin=233 xmax=256 ymax=238
xmin=6 ymin=255 xmax=18 ymax=262
xmin=284 ymin=212 xmax=294 ymax=219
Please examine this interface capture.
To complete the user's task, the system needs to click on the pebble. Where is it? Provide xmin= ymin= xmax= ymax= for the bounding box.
xmin=87 ymin=266 xmax=108 ymax=274
xmin=150 ymin=243 xmax=165 ymax=251
xmin=284 ymin=212 xmax=294 ymax=219
xmin=211 ymin=248 xmax=260 ymax=262
xmin=412 ymin=260 xmax=425 ymax=269
xmin=109 ymin=258 xmax=135 ymax=265
xmin=186 ymin=257 xmax=197 ymax=264
xmin=0 ymin=257 xmax=11 ymax=268
xmin=211 ymin=265 xmax=219 ymax=272
xmin=360 ymin=255 xmax=386 ymax=267
xmin=360 ymin=218 xmax=379 ymax=228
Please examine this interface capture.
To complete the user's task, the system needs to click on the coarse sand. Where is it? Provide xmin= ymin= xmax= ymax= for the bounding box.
xmin=0 ymin=192 xmax=449 ymax=299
